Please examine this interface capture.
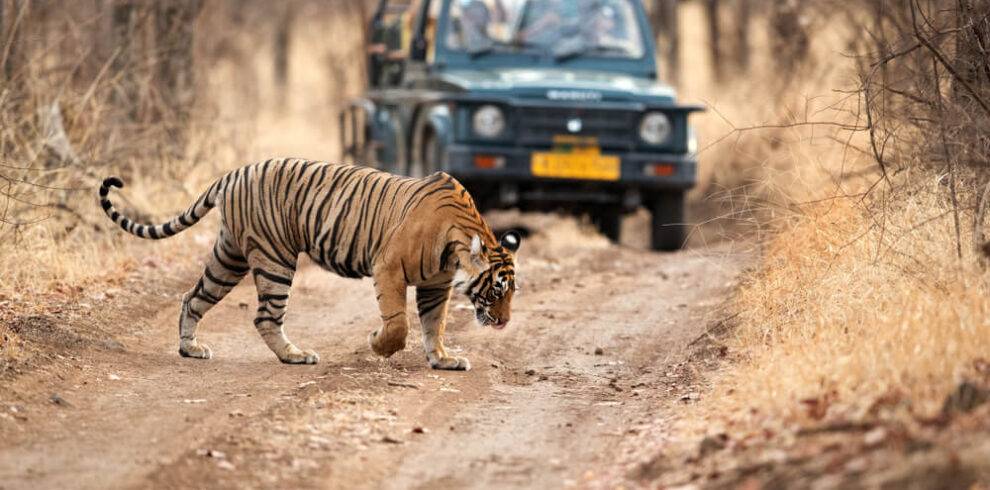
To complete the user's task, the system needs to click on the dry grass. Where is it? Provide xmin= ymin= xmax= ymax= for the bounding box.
xmin=2 ymin=2 xmax=984 ymax=437
xmin=671 ymin=1 xmax=990 ymax=440
xmin=0 ymin=2 xmax=367 ymax=370
xmin=673 ymin=2 xmax=877 ymax=250
xmin=0 ymin=3 xmax=365 ymax=297
xmin=0 ymin=122 xmax=234 ymax=296
xmin=713 ymin=183 xmax=989 ymax=426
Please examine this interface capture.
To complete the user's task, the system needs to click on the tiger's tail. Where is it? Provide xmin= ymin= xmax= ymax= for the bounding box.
xmin=98 ymin=176 xmax=225 ymax=240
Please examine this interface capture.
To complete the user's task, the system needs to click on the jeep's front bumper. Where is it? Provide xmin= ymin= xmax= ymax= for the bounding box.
xmin=445 ymin=143 xmax=696 ymax=210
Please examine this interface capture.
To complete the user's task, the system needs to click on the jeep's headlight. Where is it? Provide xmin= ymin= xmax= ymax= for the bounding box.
xmin=639 ymin=112 xmax=671 ymax=145
xmin=472 ymin=105 xmax=505 ymax=139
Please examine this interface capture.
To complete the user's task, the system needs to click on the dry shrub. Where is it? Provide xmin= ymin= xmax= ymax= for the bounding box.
xmin=682 ymin=4 xmax=861 ymax=188
xmin=678 ymin=0 xmax=990 ymax=434
xmin=0 ymin=1 xmax=369 ymax=372
xmin=0 ymin=1 xmax=368 ymax=307
xmin=1 ymin=2 xmax=224 ymax=299
xmin=676 ymin=0 xmax=876 ymax=246
xmin=718 ymin=179 xmax=990 ymax=427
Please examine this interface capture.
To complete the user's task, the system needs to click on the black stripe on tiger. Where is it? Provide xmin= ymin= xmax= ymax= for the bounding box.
xmin=416 ymin=286 xmax=450 ymax=315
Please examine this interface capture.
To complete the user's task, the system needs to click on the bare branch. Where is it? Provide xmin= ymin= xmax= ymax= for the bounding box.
xmin=910 ymin=0 xmax=990 ymax=117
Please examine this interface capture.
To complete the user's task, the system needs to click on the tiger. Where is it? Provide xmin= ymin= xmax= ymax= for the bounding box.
xmin=98 ymin=158 xmax=521 ymax=371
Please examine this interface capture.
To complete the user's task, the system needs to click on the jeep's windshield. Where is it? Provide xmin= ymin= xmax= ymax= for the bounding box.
xmin=445 ymin=0 xmax=645 ymax=60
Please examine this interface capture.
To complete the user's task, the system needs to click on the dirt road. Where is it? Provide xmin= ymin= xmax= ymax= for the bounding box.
xmin=0 ymin=216 xmax=748 ymax=489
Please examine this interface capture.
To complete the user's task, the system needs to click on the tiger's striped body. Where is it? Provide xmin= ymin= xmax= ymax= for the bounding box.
xmin=99 ymin=158 xmax=520 ymax=369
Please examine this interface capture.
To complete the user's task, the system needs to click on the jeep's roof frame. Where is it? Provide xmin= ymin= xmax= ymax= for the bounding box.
xmin=427 ymin=0 xmax=659 ymax=79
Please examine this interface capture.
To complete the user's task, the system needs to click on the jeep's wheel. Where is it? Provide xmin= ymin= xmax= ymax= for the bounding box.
xmin=650 ymin=192 xmax=687 ymax=251
xmin=423 ymin=131 xmax=443 ymax=175
xmin=408 ymin=150 xmax=426 ymax=179
xmin=591 ymin=211 xmax=622 ymax=243
xmin=412 ymin=130 xmax=443 ymax=178
xmin=360 ymin=126 xmax=379 ymax=168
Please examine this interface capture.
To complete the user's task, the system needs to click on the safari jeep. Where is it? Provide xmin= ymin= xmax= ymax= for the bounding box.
xmin=340 ymin=0 xmax=703 ymax=250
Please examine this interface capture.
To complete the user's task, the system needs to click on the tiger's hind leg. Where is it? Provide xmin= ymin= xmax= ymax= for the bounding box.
xmin=248 ymin=254 xmax=319 ymax=365
xmin=178 ymin=233 xmax=249 ymax=359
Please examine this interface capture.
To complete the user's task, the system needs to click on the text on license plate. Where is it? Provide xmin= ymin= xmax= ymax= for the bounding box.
xmin=531 ymin=152 xmax=620 ymax=181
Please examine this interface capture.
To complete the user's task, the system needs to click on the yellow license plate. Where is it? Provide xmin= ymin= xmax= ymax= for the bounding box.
xmin=531 ymin=152 xmax=620 ymax=181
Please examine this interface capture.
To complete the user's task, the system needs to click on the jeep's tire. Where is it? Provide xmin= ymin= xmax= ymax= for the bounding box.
xmin=408 ymin=144 xmax=426 ymax=178
xmin=411 ymin=130 xmax=443 ymax=178
xmin=650 ymin=192 xmax=686 ymax=251
xmin=423 ymin=131 xmax=443 ymax=174
xmin=361 ymin=126 xmax=379 ymax=169
xmin=591 ymin=211 xmax=622 ymax=243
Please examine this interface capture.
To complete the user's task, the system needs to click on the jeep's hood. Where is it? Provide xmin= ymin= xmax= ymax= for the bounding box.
xmin=437 ymin=68 xmax=677 ymax=104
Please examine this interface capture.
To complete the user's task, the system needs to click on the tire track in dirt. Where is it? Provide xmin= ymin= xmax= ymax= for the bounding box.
xmin=0 ymin=220 xmax=750 ymax=490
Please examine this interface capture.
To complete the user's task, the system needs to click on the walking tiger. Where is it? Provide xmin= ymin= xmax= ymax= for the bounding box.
xmin=98 ymin=158 xmax=520 ymax=370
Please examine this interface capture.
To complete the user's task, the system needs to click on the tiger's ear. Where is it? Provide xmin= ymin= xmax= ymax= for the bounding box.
xmin=499 ymin=230 xmax=521 ymax=253
xmin=471 ymin=234 xmax=483 ymax=255
xmin=468 ymin=235 xmax=487 ymax=268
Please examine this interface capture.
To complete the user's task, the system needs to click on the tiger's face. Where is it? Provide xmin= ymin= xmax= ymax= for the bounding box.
xmin=454 ymin=231 xmax=521 ymax=329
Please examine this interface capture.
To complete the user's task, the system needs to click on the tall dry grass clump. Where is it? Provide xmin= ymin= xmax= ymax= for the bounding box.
xmin=0 ymin=1 xmax=370 ymax=373
xmin=691 ymin=0 xmax=990 ymax=431
xmin=1 ymin=1 xmax=225 ymax=298
xmin=723 ymin=184 xmax=990 ymax=424
xmin=0 ymin=1 xmax=368 ymax=300
xmin=677 ymin=0 xmax=878 ymax=245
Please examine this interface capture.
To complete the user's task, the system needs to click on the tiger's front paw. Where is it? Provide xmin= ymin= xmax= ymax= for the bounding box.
xmin=178 ymin=339 xmax=213 ymax=360
xmin=429 ymin=356 xmax=471 ymax=371
xmin=369 ymin=328 xmax=406 ymax=358
xmin=278 ymin=345 xmax=320 ymax=365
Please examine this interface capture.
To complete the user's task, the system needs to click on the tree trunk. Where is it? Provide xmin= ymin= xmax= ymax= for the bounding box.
xmin=734 ymin=0 xmax=750 ymax=73
xmin=647 ymin=0 xmax=660 ymax=34
xmin=351 ymin=0 xmax=373 ymax=55
xmin=154 ymin=0 xmax=203 ymax=153
xmin=953 ymin=0 xmax=990 ymax=174
xmin=954 ymin=0 xmax=990 ymax=104
xmin=873 ymin=1 xmax=887 ymax=87
xmin=273 ymin=2 xmax=294 ymax=90
xmin=111 ymin=0 xmax=141 ymax=121
xmin=79 ymin=0 xmax=110 ymax=83
xmin=3 ymin=0 xmax=27 ymax=83
xmin=770 ymin=0 xmax=810 ymax=74
xmin=354 ymin=0 xmax=373 ymax=89
xmin=1 ymin=0 xmax=5 ymax=82
xmin=705 ymin=0 xmax=722 ymax=83
xmin=655 ymin=0 xmax=680 ymax=86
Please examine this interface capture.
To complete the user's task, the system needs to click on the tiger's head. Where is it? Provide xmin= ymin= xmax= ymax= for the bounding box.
xmin=454 ymin=231 xmax=521 ymax=330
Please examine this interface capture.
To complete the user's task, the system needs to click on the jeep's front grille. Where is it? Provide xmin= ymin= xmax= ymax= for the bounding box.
xmin=514 ymin=106 xmax=639 ymax=150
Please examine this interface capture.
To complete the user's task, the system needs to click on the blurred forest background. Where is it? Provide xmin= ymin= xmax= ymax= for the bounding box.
xmin=0 ymin=0 xmax=371 ymax=290
xmin=2 ymin=0 xmax=990 ymax=476
xmin=2 ymin=0 xmax=985 ymax=278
